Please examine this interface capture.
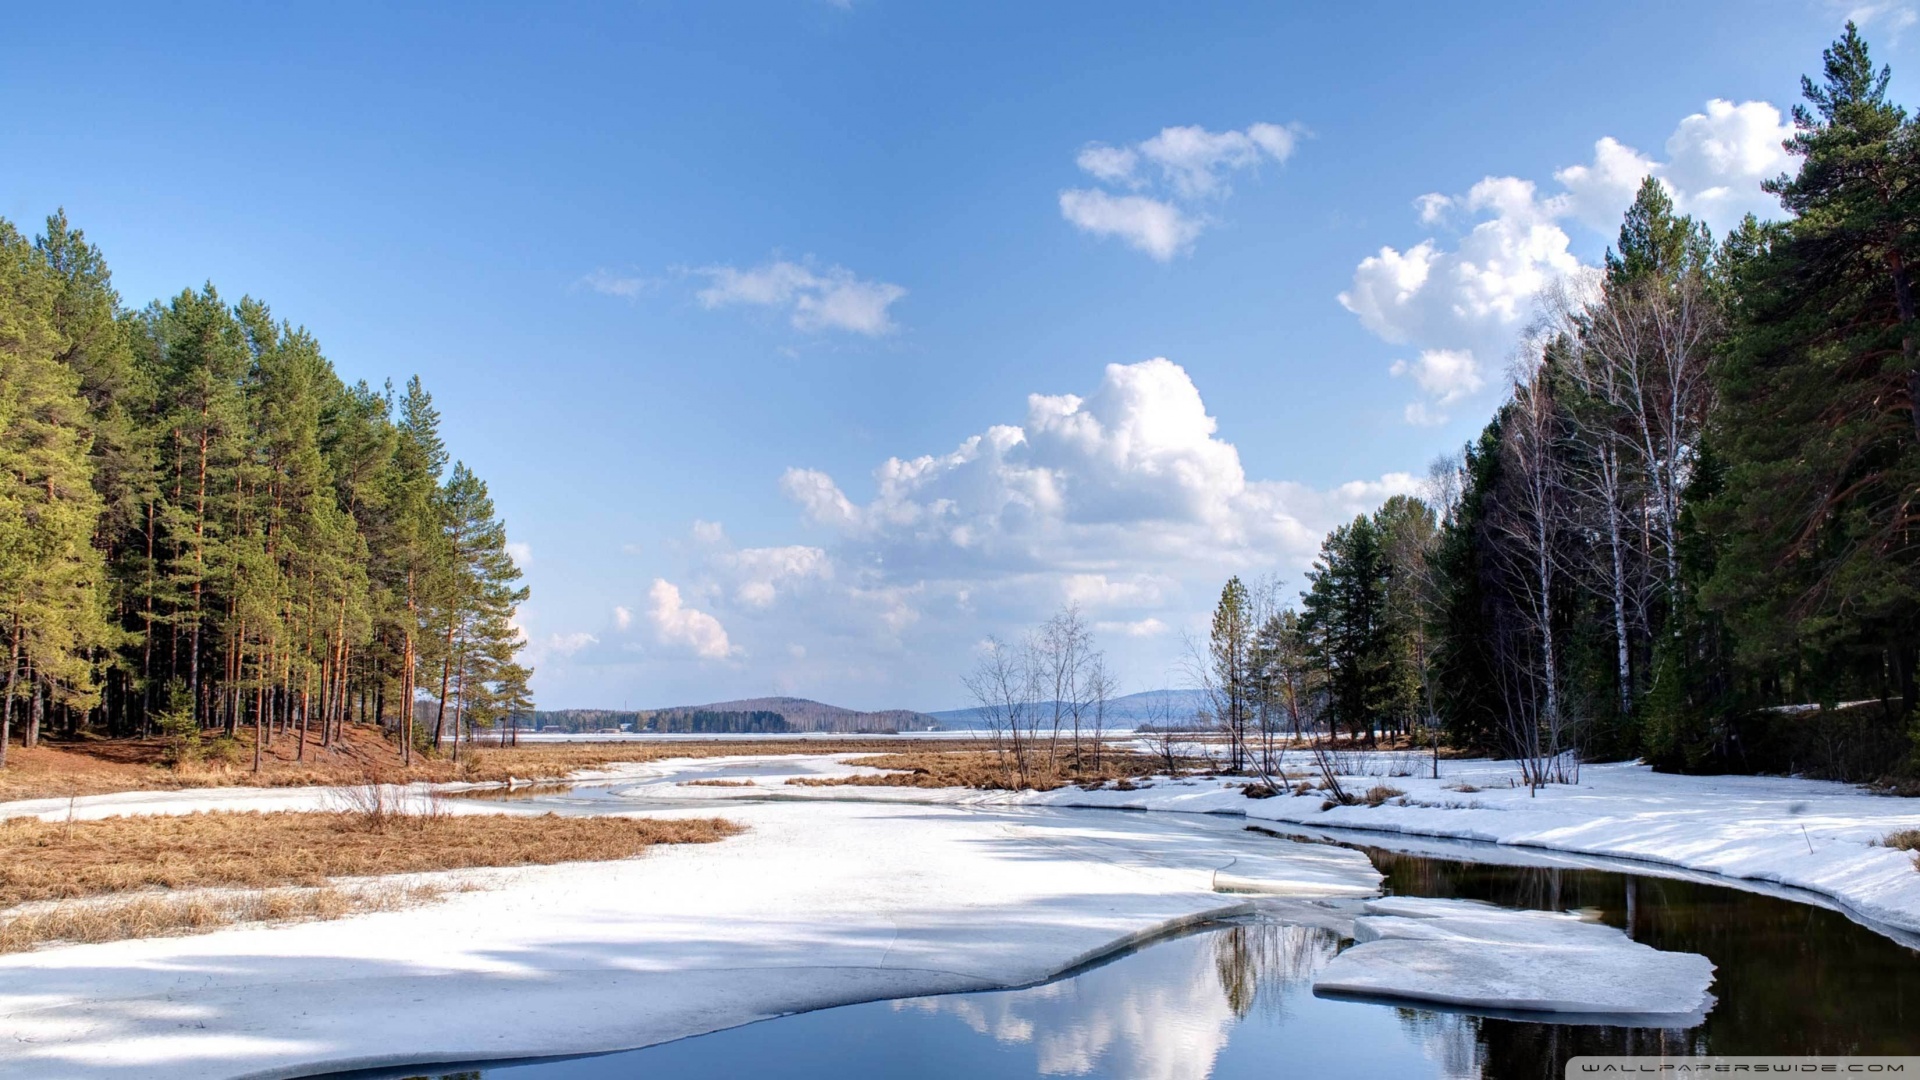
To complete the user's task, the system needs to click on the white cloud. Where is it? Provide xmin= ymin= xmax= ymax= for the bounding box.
xmin=782 ymin=358 xmax=1415 ymax=573
xmin=505 ymin=541 xmax=533 ymax=567
xmin=1062 ymin=573 xmax=1167 ymax=609
xmin=722 ymin=545 xmax=831 ymax=607
xmin=691 ymin=519 xmax=728 ymax=546
xmin=1075 ymin=144 xmax=1139 ymax=185
xmin=1402 ymin=402 xmax=1446 ymax=427
xmin=1094 ymin=617 xmax=1168 ymax=638
xmin=572 ymin=361 xmax=1418 ymax=709
xmin=648 ymin=579 xmax=736 ymax=660
xmin=1553 ymin=137 xmax=1659 ymax=232
xmin=578 ymin=269 xmax=654 ymax=299
xmin=1414 ymin=193 xmax=1454 ymax=225
xmin=1344 ymin=99 xmax=1792 ymax=425
xmin=1135 ymin=122 xmax=1299 ymax=198
xmin=1062 ymin=122 xmax=1300 ymax=259
xmin=1660 ymin=100 xmax=1796 ymax=226
xmin=1057 ymin=190 xmax=1202 ymax=262
xmin=696 ymin=258 xmax=906 ymax=336
xmin=1389 ymin=348 xmax=1484 ymax=425
xmin=546 ymin=631 xmax=598 ymax=657
xmin=1832 ymin=1 xmax=1917 ymax=41
xmin=613 ymin=605 xmax=632 ymax=631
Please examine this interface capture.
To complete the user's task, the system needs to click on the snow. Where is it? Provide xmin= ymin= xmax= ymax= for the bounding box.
xmin=662 ymin=753 xmax=1920 ymax=940
xmin=1312 ymin=896 xmax=1715 ymax=1024
xmin=4 ymin=748 xmax=1918 ymax=1076
xmin=0 ymin=773 xmax=1382 ymax=1080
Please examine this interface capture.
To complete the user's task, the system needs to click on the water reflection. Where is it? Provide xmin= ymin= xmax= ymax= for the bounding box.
xmin=1370 ymin=850 xmax=1920 ymax=1060
xmin=893 ymin=921 xmax=1341 ymax=1080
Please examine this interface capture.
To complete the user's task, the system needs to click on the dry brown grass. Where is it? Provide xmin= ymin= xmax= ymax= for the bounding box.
xmin=0 ymin=882 xmax=452 ymax=953
xmin=0 ymin=726 xmax=997 ymax=802
xmin=1884 ymin=828 xmax=1920 ymax=852
xmin=786 ymin=749 xmax=1190 ymax=793
xmin=682 ymin=779 xmax=756 ymax=787
xmin=1362 ymin=784 xmax=1407 ymax=807
xmin=0 ymin=809 xmax=741 ymax=906
xmin=1882 ymin=828 xmax=1920 ymax=871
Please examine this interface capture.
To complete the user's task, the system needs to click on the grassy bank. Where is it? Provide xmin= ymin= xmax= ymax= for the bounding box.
xmin=0 ymin=806 xmax=742 ymax=951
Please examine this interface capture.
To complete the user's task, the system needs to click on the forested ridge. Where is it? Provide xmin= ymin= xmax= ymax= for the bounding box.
xmin=1205 ymin=27 xmax=1920 ymax=783
xmin=0 ymin=209 xmax=529 ymax=770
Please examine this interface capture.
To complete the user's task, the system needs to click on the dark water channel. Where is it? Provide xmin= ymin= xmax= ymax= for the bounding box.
xmin=337 ymin=821 xmax=1920 ymax=1080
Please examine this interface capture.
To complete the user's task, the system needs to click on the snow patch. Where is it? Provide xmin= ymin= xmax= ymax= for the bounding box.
xmin=1314 ymin=896 xmax=1715 ymax=1024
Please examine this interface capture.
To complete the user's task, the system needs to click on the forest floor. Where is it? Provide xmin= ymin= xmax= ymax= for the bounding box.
xmin=0 ymin=724 xmax=992 ymax=801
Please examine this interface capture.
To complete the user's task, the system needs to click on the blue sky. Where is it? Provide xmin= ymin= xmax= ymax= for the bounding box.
xmin=5 ymin=1 xmax=1915 ymax=710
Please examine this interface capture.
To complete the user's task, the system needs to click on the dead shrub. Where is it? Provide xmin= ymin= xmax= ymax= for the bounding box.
xmin=1240 ymin=783 xmax=1278 ymax=799
xmin=1363 ymin=784 xmax=1406 ymax=807
xmin=1881 ymin=829 xmax=1920 ymax=869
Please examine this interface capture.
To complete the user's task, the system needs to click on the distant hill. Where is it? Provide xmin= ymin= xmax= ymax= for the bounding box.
xmin=688 ymin=697 xmax=941 ymax=733
xmin=525 ymin=697 xmax=941 ymax=734
xmin=928 ymin=688 xmax=1209 ymax=730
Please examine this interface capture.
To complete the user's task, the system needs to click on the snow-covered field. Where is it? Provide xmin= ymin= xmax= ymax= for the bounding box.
xmin=1 ymin=751 xmax=1916 ymax=1079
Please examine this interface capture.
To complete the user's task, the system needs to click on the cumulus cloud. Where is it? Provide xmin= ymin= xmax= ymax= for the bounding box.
xmin=1061 ymin=122 xmax=1301 ymax=259
xmin=1389 ymin=348 xmax=1484 ymax=425
xmin=587 ymin=360 xmax=1419 ymax=709
xmin=648 ymin=579 xmax=735 ymax=660
xmin=1344 ymin=99 xmax=1792 ymax=425
xmin=722 ymin=545 xmax=831 ymax=607
xmin=505 ymin=541 xmax=533 ymax=567
xmin=781 ymin=358 xmax=1416 ymax=573
xmin=613 ymin=605 xmax=632 ymax=630
xmin=695 ymin=258 xmax=906 ymax=336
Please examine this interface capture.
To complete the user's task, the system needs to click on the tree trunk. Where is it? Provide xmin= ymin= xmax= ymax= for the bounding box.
xmin=1887 ymin=251 xmax=1920 ymax=443
xmin=433 ymin=619 xmax=455 ymax=749
xmin=27 ymin=662 xmax=43 ymax=750
xmin=0 ymin=620 xmax=19 ymax=769
xmin=1604 ymin=452 xmax=1633 ymax=717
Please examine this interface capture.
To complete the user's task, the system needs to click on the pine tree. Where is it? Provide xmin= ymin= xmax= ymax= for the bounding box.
xmin=1705 ymin=24 xmax=1920 ymax=716
xmin=1208 ymin=577 xmax=1253 ymax=771
xmin=0 ymin=221 xmax=115 ymax=761
xmin=1300 ymin=515 xmax=1396 ymax=746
